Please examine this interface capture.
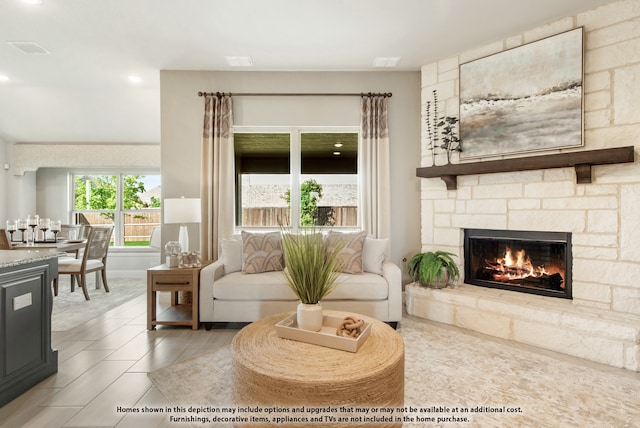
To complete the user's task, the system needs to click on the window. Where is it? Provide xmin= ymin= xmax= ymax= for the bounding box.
xmin=234 ymin=127 xmax=359 ymax=231
xmin=71 ymin=173 xmax=161 ymax=246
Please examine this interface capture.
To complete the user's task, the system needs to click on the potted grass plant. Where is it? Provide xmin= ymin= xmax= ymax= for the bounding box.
xmin=408 ymin=250 xmax=460 ymax=288
xmin=281 ymin=230 xmax=344 ymax=331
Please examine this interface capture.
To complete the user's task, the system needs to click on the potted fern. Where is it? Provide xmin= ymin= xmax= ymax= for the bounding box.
xmin=281 ymin=230 xmax=344 ymax=331
xmin=408 ymin=251 xmax=460 ymax=288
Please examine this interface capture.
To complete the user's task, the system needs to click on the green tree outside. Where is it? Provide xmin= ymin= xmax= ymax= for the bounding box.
xmin=74 ymin=175 xmax=160 ymax=210
xmin=283 ymin=179 xmax=324 ymax=226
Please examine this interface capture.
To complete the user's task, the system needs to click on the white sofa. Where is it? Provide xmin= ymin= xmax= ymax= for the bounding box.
xmin=199 ymin=232 xmax=402 ymax=328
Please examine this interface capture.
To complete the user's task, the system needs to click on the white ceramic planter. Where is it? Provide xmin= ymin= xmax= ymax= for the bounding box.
xmin=296 ymin=303 xmax=323 ymax=331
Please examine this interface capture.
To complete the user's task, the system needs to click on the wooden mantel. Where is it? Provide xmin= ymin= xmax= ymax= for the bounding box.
xmin=416 ymin=146 xmax=635 ymax=190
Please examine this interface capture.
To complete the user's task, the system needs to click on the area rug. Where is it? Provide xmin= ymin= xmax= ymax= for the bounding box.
xmin=148 ymin=317 xmax=640 ymax=427
xmin=51 ymin=276 xmax=146 ymax=331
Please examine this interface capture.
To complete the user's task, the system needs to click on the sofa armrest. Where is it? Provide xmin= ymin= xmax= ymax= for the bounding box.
xmin=199 ymin=259 xmax=225 ymax=321
xmin=382 ymin=260 xmax=402 ymax=321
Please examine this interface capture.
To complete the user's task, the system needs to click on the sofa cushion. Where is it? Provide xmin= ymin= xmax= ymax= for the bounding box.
xmin=214 ymin=271 xmax=297 ymax=300
xmin=326 ymin=230 xmax=367 ymax=274
xmin=326 ymin=272 xmax=389 ymax=300
xmin=241 ymin=231 xmax=284 ymax=274
xmin=58 ymin=259 xmax=103 ymax=274
xmin=363 ymin=237 xmax=389 ymax=275
xmin=213 ymin=271 xmax=388 ymax=301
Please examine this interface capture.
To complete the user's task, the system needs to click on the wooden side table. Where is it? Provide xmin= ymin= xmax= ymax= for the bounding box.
xmin=147 ymin=262 xmax=209 ymax=330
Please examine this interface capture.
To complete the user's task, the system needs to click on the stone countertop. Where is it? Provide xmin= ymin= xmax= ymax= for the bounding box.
xmin=0 ymin=249 xmax=60 ymax=269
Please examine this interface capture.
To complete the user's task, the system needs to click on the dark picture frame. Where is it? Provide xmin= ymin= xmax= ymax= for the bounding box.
xmin=459 ymin=27 xmax=584 ymax=159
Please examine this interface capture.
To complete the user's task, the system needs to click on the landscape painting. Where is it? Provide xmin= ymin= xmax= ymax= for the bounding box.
xmin=459 ymin=27 xmax=583 ymax=159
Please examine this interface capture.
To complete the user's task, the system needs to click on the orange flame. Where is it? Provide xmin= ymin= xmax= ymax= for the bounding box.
xmin=490 ymin=247 xmax=552 ymax=281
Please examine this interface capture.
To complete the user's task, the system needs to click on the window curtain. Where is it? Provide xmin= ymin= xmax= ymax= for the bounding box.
xmin=359 ymin=95 xmax=391 ymax=239
xmin=200 ymin=94 xmax=234 ymax=261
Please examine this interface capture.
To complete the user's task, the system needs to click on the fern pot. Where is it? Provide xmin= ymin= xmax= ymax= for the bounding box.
xmin=297 ymin=303 xmax=323 ymax=331
xmin=420 ymin=268 xmax=449 ymax=289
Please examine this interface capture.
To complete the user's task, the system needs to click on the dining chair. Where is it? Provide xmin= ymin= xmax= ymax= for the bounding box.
xmin=52 ymin=224 xmax=114 ymax=300
xmin=59 ymin=224 xmax=84 ymax=259
xmin=0 ymin=229 xmax=11 ymax=250
xmin=59 ymin=224 xmax=83 ymax=241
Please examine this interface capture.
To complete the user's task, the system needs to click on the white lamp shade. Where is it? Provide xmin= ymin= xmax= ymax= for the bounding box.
xmin=164 ymin=198 xmax=201 ymax=224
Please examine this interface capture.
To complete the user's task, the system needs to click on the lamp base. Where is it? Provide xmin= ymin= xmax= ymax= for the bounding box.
xmin=178 ymin=224 xmax=189 ymax=252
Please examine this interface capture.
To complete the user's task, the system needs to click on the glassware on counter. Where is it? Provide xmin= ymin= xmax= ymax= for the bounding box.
xmin=27 ymin=215 xmax=39 ymax=241
xmin=17 ymin=219 xmax=28 ymax=243
xmin=51 ymin=220 xmax=61 ymax=241
xmin=38 ymin=218 xmax=50 ymax=242
xmin=5 ymin=220 xmax=17 ymax=242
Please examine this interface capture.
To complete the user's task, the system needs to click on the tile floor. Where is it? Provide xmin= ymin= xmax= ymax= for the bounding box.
xmin=0 ymin=290 xmax=638 ymax=427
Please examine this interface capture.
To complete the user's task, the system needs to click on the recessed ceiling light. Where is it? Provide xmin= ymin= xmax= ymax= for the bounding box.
xmin=373 ymin=57 xmax=401 ymax=68
xmin=128 ymin=75 xmax=142 ymax=84
xmin=0 ymin=75 xmax=9 ymax=82
xmin=334 ymin=142 xmax=343 ymax=148
xmin=225 ymin=56 xmax=253 ymax=67
xmin=333 ymin=151 xmax=341 ymax=156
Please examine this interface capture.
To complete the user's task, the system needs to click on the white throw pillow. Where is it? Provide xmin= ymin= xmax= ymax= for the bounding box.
xmin=362 ymin=237 xmax=389 ymax=275
xmin=221 ymin=239 xmax=243 ymax=274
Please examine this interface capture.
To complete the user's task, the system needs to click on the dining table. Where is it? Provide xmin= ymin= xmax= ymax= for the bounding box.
xmin=8 ymin=240 xmax=103 ymax=289
xmin=10 ymin=240 xmax=86 ymax=253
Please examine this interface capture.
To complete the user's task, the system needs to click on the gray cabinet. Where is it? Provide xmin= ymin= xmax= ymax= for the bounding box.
xmin=0 ymin=255 xmax=58 ymax=407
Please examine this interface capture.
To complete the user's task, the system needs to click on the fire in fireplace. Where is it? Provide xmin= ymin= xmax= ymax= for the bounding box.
xmin=464 ymin=229 xmax=572 ymax=299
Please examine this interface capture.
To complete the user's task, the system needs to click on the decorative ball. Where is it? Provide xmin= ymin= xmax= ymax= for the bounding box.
xmin=165 ymin=241 xmax=182 ymax=256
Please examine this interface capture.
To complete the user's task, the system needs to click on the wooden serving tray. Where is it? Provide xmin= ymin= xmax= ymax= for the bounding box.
xmin=275 ymin=313 xmax=370 ymax=352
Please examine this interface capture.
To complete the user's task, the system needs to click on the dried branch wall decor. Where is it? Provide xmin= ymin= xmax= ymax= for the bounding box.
xmin=425 ymin=89 xmax=461 ymax=165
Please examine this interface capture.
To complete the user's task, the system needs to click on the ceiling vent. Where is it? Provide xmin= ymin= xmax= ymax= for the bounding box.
xmin=225 ymin=56 xmax=253 ymax=67
xmin=373 ymin=57 xmax=400 ymax=67
xmin=7 ymin=41 xmax=50 ymax=54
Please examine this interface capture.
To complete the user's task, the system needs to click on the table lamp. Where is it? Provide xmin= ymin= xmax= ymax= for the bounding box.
xmin=164 ymin=197 xmax=201 ymax=252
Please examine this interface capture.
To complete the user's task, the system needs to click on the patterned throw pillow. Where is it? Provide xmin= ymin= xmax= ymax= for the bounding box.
xmin=241 ymin=231 xmax=284 ymax=274
xmin=326 ymin=230 xmax=367 ymax=274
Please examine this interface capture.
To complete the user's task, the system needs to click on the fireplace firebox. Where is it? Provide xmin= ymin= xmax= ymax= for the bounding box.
xmin=464 ymin=229 xmax=572 ymax=299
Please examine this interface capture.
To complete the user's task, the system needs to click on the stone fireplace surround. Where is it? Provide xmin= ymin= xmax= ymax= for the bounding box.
xmin=406 ymin=278 xmax=640 ymax=372
xmin=407 ymin=164 xmax=640 ymax=372
xmin=409 ymin=0 xmax=640 ymax=372
xmin=407 ymin=166 xmax=640 ymax=372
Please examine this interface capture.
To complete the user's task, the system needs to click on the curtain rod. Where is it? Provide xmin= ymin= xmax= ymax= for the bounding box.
xmin=197 ymin=91 xmax=392 ymax=98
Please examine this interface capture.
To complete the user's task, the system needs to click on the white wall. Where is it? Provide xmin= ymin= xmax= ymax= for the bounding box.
xmin=0 ymin=139 xmax=6 ymax=223
xmin=420 ymin=0 xmax=640 ymax=316
xmin=2 ymin=140 xmax=36 ymax=223
xmin=160 ymin=70 xmax=422 ymax=275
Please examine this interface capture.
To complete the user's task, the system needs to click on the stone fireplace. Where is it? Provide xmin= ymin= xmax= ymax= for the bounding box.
xmin=464 ymin=228 xmax=571 ymax=299
xmin=408 ymin=0 xmax=640 ymax=372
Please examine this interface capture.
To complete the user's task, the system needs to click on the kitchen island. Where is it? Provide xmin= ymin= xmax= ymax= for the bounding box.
xmin=0 ymin=250 xmax=58 ymax=407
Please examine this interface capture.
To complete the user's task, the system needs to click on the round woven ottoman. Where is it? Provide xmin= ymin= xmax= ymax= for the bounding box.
xmin=232 ymin=311 xmax=404 ymax=427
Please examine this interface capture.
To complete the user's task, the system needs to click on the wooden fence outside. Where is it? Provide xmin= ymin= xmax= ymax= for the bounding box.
xmin=79 ymin=206 xmax=357 ymax=242
xmin=76 ymin=211 xmax=161 ymax=243
xmin=242 ymin=206 xmax=357 ymax=227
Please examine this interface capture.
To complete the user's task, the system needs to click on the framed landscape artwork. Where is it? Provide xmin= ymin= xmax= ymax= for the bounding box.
xmin=459 ymin=27 xmax=584 ymax=159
